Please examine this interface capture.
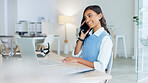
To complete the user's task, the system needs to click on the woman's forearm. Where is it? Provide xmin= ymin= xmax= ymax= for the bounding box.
xmin=77 ymin=58 xmax=94 ymax=69
xmin=75 ymin=29 xmax=90 ymax=55
xmin=74 ymin=40 xmax=83 ymax=55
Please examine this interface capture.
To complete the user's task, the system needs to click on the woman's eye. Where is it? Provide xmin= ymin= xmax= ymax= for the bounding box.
xmin=84 ymin=15 xmax=92 ymax=20
xmin=88 ymin=15 xmax=92 ymax=17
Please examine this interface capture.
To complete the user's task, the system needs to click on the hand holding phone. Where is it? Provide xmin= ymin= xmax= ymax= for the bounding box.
xmin=80 ymin=21 xmax=89 ymax=34
xmin=79 ymin=21 xmax=90 ymax=40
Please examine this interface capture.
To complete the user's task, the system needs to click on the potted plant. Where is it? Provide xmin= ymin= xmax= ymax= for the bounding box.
xmin=133 ymin=16 xmax=139 ymax=25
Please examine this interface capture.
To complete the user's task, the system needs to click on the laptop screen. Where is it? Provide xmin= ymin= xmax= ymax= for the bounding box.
xmin=16 ymin=38 xmax=39 ymax=68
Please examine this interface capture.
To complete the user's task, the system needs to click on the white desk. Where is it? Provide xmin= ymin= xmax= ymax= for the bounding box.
xmin=41 ymin=53 xmax=112 ymax=82
xmin=0 ymin=35 xmax=60 ymax=55
xmin=1 ymin=53 xmax=112 ymax=83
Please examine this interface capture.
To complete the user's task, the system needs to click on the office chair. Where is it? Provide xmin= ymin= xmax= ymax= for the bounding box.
xmin=13 ymin=34 xmax=21 ymax=54
xmin=37 ymin=34 xmax=54 ymax=51
xmin=105 ymin=53 xmax=113 ymax=83
xmin=0 ymin=39 xmax=9 ymax=54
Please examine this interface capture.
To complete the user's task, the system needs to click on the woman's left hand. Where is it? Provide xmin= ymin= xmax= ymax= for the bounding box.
xmin=61 ymin=57 xmax=80 ymax=63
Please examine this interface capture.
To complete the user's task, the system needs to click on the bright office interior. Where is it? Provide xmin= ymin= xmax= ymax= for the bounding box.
xmin=0 ymin=0 xmax=148 ymax=83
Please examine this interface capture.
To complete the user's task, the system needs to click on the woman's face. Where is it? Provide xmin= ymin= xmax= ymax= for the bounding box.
xmin=84 ymin=9 xmax=102 ymax=29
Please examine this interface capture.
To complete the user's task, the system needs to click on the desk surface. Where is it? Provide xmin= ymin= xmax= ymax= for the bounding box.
xmin=40 ymin=53 xmax=112 ymax=81
xmin=0 ymin=53 xmax=111 ymax=83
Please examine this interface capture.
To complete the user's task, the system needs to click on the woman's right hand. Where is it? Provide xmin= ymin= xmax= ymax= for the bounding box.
xmin=61 ymin=57 xmax=80 ymax=63
xmin=80 ymin=29 xmax=90 ymax=40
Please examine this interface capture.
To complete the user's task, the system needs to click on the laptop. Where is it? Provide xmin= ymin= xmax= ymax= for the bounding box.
xmin=16 ymin=38 xmax=62 ymax=67
xmin=16 ymin=38 xmax=94 ymax=75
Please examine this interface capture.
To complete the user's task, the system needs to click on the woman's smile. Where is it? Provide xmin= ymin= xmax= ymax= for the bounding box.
xmin=88 ymin=21 xmax=92 ymax=25
xmin=86 ymin=21 xmax=93 ymax=28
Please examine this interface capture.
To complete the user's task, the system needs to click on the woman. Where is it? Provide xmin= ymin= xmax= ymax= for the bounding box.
xmin=62 ymin=5 xmax=113 ymax=73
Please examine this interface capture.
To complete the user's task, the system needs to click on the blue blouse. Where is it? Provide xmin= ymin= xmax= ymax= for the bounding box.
xmin=82 ymin=31 xmax=112 ymax=69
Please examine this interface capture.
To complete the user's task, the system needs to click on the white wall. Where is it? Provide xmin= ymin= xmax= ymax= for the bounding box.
xmin=7 ymin=0 xmax=17 ymax=35
xmin=0 ymin=0 xmax=17 ymax=35
xmin=0 ymin=0 xmax=5 ymax=35
xmin=101 ymin=0 xmax=135 ymax=56
xmin=17 ymin=0 xmax=57 ymax=22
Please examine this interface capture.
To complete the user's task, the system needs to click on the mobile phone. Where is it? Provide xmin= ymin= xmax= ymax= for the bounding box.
xmin=80 ymin=23 xmax=89 ymax=34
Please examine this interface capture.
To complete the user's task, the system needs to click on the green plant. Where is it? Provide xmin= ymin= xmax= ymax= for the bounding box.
xmin=133 ymin=16 xmax=139 ymax=25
